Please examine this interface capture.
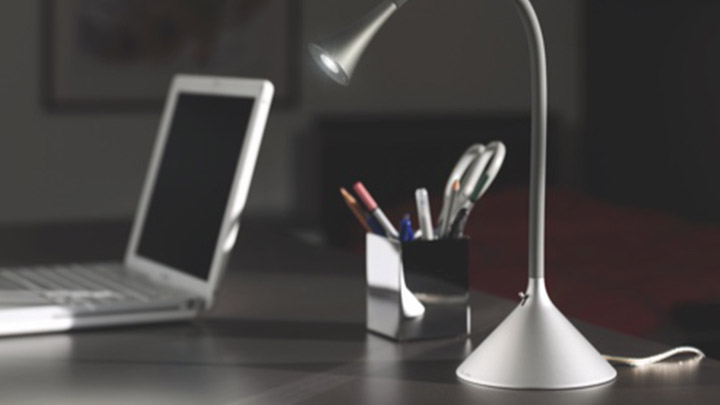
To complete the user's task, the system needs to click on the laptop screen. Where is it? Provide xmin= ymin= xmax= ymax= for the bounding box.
xmin=137 ymin=93 xmax=255 ymax=281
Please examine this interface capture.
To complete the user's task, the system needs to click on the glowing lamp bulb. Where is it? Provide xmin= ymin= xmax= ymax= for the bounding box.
xmin=320 ymin=53 xmax=340 ymax=74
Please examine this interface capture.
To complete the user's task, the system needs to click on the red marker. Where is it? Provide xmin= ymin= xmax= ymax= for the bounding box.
xmin=353 ymin=182 xmax=399 ymax=239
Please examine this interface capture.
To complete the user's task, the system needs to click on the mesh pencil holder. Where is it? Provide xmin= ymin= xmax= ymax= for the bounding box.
xmin=365 ymin=233 xmax=470 ymax=341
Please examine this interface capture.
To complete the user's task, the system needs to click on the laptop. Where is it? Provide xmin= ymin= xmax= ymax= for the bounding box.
xmin=0 ymin=75 xmax=274 ymax=337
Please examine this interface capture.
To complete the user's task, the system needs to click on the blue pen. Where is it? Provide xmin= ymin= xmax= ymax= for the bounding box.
xmin=400 ymin=215 xmax=415 ymax=243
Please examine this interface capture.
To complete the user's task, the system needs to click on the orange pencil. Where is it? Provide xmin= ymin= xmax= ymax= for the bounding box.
xmin=340 ymin=187 xmax=372 ymax=232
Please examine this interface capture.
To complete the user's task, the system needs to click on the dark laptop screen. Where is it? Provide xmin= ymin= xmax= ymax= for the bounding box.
xmin=137 ymin=93 xmax=255 ymax=280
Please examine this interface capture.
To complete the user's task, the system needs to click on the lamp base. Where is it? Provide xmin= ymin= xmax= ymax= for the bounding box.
xmin=456 ymin=278 xmax=617 ymax=390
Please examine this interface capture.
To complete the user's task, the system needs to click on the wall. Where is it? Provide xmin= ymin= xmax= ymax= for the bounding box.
xmin=0 ymin=0 xmax=582 ymax=224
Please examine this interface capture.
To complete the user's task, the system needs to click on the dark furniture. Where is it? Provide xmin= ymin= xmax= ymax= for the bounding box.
xmin=305 ymin=114 xmax=720 ymax=349
xmin=0 ymin=221 xmax=718 ymax=404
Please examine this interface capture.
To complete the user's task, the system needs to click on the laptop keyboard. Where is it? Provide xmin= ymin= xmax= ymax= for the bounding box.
xmin=0 ymin=263 xmax=189 ymax=309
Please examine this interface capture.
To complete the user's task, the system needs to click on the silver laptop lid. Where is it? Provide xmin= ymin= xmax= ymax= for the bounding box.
xmin=124 ymin=75 xmax=274 ymax=303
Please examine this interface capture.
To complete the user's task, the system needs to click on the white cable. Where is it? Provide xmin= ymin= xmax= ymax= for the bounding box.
xmin=602 ymin=346 xmax=705 ymax=367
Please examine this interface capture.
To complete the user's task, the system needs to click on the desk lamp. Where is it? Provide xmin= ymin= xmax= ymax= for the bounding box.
xmin=309 ymin=0 xmax=617 ymax=389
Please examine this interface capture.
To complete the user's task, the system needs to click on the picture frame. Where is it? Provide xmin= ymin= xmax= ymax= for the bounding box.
xmin=43 ymin=0 xmax=299 ymax=112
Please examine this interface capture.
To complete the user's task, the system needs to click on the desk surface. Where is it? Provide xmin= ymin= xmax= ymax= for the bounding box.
xmin=0 ymin=222 xmax=718 ymax=404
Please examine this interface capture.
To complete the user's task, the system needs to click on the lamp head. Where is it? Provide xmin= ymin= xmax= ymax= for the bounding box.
xmin=308 ymin=0 xmax=404 ymax=86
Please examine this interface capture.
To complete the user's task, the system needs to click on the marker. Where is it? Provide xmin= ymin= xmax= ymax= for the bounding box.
xmin=353 ymin=182 xmax=399 ymax=239
xmin=339 ymin=188 xmax=371 ymax=233
xmin=415 ymin=188 xmax=434 ymax=240
xmin=367 ymin=215 xmax=387 ymax=236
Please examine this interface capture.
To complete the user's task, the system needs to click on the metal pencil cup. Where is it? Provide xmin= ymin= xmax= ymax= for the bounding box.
xmin=365 ymin=233 xmax=470 ymax=341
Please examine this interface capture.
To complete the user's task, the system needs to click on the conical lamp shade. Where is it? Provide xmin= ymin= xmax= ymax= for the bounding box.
xmin=456 ymin=279 xmax=617 ymax=389
xmin=308 ymin=0 xmax=399 ymax=86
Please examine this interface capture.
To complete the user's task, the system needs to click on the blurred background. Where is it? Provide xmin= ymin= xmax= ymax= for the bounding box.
xmin=0 ymin=0 xmax=719 ymax=356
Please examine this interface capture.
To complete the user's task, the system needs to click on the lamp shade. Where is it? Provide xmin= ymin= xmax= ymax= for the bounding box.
xmin=308 ymin=0 xmax=399 ymax=86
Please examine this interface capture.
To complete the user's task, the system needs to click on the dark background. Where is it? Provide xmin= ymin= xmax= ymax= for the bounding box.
xmin=1 ymin=0 xmax=719 ymax=355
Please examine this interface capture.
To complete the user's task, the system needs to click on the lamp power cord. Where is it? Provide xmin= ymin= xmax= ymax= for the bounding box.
xmin=602 ymin=346 xmax=705 ymax=367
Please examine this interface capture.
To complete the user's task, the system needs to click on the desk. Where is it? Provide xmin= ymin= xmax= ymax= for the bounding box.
xmin=0 ymin=222 xmax=718 ymax=404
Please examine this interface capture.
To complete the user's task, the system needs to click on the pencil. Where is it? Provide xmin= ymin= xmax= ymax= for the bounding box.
xmin=443 ymin=180 xmax=461 ymax=238
xmin=340 ymin=187 xmax=372 ymax=232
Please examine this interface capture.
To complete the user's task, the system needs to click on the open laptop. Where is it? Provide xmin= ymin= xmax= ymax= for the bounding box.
xmin=0 ymin=75 xmax=274 ymax=337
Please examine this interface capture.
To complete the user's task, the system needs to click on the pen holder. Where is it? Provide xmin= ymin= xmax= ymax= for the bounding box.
xmin=365 ymin=233 xmax=470 ymax=341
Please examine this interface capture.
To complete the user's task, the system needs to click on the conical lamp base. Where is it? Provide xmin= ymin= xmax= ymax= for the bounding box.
xmin=457 ymin=279 xmax=617 ymax=390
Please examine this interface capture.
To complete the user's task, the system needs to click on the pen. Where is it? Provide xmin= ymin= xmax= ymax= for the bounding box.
xmin=415 ymin=188 xmax=434 ymax=240
xmin=400 ymin=215 xmax=415 ymax=243
xmin=340 ymin=188 xmax=372 ymax=233
xmin=353 ymin=182 xmax=399 ymax=239
xmin=441 ymin=180 xmax=461 ymax=238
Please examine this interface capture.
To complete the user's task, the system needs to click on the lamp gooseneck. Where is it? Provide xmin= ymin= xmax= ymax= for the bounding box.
xmin=513 ymin=0 xmax=547 ymax=280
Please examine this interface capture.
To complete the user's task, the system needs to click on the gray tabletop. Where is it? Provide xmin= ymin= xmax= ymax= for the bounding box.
xmin=0 ymin=222 xmax=718 ymax=404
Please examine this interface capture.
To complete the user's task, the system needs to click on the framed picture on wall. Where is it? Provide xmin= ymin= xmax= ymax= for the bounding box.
xmin=43 ymin=0 xmax=298 ymax=111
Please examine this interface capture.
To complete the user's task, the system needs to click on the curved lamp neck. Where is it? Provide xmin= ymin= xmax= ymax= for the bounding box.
xmin=511 ymin=0 xmax=547 ymax=280
xmin=397 ymin=0 xmax=549 ymax=280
